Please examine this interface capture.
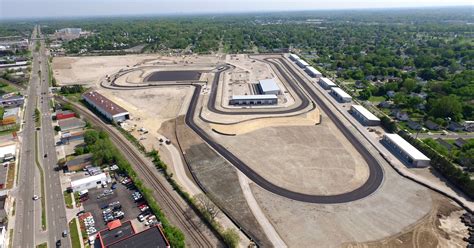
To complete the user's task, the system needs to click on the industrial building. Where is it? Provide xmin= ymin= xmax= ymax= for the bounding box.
xmin=58 ymin=117 xmax=86 ymax=132
xmin=83 ymin=91 xmax=130 ymax=123
xmin=258 ymin=79 xmax=281 ymax=95
xmin=330 ymin=87 xmax=352 ymax=103
xmin=0 ymin=94 xmax=24 ymax=108
xmin=289 ymin=53 xmax=300 ymax=61
xmin=350 ymin=105 xmax=380 ymax=126
xmin=382 ymin=133 xmax=430 ymax=167
xmin=55 ymin=110 xmax=76 ymax=120
xmin=305 ymin=66 xmax=322 ymax=78
xmin=61 ymin=130 xmax=84 ymax=144
xmin=229 ymin=95 xmax=278 ymax=105
xmin=96 ymin=220 xmax=170 ymax=248
xmin=70 ymin=173 xmax=107 ymax=192
xmin=319 ymin=77 xmax=337 ymax=89
xmin=296 ymin=59 xmax=309 ymax=68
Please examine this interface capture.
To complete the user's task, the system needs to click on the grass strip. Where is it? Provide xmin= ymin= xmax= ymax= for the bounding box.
xmin=64 ymin=191 xmax=73 ymax=209
xmin=69 ymin=218 xmax=81 ymax=248
xmin=35 ymin=132 xmax=47 ymax=230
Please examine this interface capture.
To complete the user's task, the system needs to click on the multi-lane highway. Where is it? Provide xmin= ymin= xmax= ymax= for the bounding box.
xmin=14 ymin=25 xmax=41 ymax=248
xmin=36 ymin=26 xmax=71 ymax=247
xmin=14 ymin=25 xmax=70 ymax=248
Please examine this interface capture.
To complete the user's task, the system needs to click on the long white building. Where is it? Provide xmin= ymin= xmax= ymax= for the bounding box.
xmin=296 ymin=59 xmax=309 ymax=68
xmin=350 ymin=105 xmax=380 ymax=126
xmin=289 ymin=54 xmax=300 ymax=61
xmin=229 ymin=95 xmax=278 ymax=105
xmin=382 ymin=133 xmax=430 ymax=167
xmin=70 ymin=173 xmax=107 ymax=192
xmin=319 ymin=77 xmax=337 ymax=89
xmin=330 ymin=87 xmax=352 ymax=103
xmin=305 ymin=66 xmax=322 ymax=78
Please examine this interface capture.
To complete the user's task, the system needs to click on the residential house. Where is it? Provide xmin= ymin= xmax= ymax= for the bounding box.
xmin=425 ymin=120 xmax=440 ymax=131
xmin=436 ymin=138 xmax=453 ymax=151
xmin=407 ymin=120 xmax=422 ymax=131
xmin=454 ymin=138 xmax=467 ymax=148
xmin=448 ymin=122 xmax=464 ymax=132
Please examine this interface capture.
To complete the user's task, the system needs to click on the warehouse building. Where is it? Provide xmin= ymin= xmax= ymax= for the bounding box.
xmin=350 ymin=105 xmax=380 ymax=126
xmin=82 ymin=91 xmax=130 ymax=123
xmin=96 ymin=221 xmax=170 ymax=248
xmin=70 ymin=173 xmax=107 ymax=192
xmin=382 ymin=133 xmax=430 ymax=167
xmin=258 ymin=79 xmax=281 ymax=95
xmin=229 ymin=95 xmax=278 ymax=105
xmin=58 ymin=117 xmax=86 ymax=132
xmin=289 ymin=53 xmax=300 ymax=61
xmin=305 ymin=66 xmax=322 ymax=78
xmin=61 ymin=130 xmax=84 ymax=144
xmin=319 ymin=77 xmax=337 ymax=89
xmin=330 ymin=87 xmax=352 ymax=103
xmin=296 ymin=59 xmax=309 ymax=68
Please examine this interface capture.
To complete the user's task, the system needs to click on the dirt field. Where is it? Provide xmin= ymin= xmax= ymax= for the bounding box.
xmin=343 ymin=193 xmax=468 ymax=248
xmin=99 ymin=86 xmax=193 ymax=151
xmin=214 ymin=115 xmax=369 ymax=196
xmin=52 ymin=54 xmax=219 ymax=86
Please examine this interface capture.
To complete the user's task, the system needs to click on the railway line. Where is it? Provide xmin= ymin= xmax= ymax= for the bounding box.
xmin=56 ymin=98 xmax=217 ymax=248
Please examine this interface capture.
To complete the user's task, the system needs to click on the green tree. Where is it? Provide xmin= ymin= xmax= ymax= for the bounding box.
xmin=428 ymin=95 xmax=463 ymax=121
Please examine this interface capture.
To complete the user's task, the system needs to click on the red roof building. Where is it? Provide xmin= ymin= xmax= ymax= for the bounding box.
xmin=56 ymin=110 xmax=76 ymax=120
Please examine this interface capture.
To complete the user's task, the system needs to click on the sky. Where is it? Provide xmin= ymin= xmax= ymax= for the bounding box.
xmin=0 ymin=0 xmax=472 ymax=19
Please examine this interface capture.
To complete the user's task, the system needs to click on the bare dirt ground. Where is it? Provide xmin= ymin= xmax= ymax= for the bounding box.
xmin=214 ymin=114 xmax=369 ymax=196
xmin=98 ymin=86 xmax=193 ymax=151
xmin=53 ymin=55 xmax=159 ymax=86
xmin=209 ymin=107 xmax=320 ymax=135
xmin=52 ymin=54 xmax=219 ymax=86
xmin=343 ymin=193 xmax=468 ymax=248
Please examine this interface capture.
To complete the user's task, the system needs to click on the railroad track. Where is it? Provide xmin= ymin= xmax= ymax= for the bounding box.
xmin=58 ymin=98 xmax=215 ymax=248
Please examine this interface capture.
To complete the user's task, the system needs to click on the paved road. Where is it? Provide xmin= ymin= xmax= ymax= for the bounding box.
xmin=36 ymin=26 xmax=71 ymax=247
xmin=14 ymin=25 xmax=40 ymax=248
xmin=99 ymin=55 xmax=385 ymax=203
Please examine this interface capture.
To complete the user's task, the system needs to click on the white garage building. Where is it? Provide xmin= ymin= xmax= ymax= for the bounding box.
xmin=229 ymin=95 xmax=278 ymax=105
xmin=258 ymin=79 xmax=281 ymax=95
xmin=305 ymin=66 xmax=322 ymax=78
xmin=70 ymin=173 xmax=107 ymax=192
xmin=296 ymin=59 xmax=309 ymax=68
xmin=382 ymin=133 xmax=431 ymax=167
xmin=319 ymin=77 xmax=337 ymax=89
xmin=350 ymin=105 xmax=380 ymax=126
xmin=289 ymin=54 xmax=300 ymax=61
xmin=330 ymin=87 xmax=352 ymax=103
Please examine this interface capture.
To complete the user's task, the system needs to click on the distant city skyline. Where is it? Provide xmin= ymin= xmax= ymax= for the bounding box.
xmin=0 ymin=0 xmax=472 ymax=19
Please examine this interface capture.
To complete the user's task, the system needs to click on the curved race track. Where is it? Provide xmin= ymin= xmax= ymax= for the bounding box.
xmin=103 ymin=56 xmax=384 ymax=204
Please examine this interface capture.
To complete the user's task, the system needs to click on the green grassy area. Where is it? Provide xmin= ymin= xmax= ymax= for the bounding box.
xmin=62 ymin=93 xmax=83 ymax=102
xmin=64 ymin=191 xmax=73 ymax=209
xmin=35 ymin=108 xmax=41 ymax=127
xmin=36 ymin=243 xmax=47 ymax=248
xmin=368 ymin=96 xmax=386 ymax=103
xmin=34 ymin=132 xmax=47 ymax=230
xmin=8 ymin=229 xmax=13 ymax=248
xmin=0 ymin=84 xmax=18 ymax=94
xmin=5 ymin=163 xmax=15 ymax=189
xmin=69 ymin=218 xmax=81 ymax=248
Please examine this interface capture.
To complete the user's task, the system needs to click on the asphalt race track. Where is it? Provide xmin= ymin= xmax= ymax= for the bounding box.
xmin=102 ymin=55 xmax=384 ymax=203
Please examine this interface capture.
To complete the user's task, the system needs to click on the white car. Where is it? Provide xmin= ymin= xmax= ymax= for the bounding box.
xmin=32 ymin=195 xmax=39 ymax=201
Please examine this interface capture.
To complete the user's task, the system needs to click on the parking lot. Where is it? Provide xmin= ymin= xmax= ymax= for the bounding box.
xmin=82 ymin=177 xmax=142 ymax=230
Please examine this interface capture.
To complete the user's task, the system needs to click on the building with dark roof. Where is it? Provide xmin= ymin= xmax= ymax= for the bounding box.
xmin=65 ymin=153 xmax=93 ymax=171
xmin=82 ymin=91 xmax=129 ymax=123
xmin=96 ymin=220 xmax=169 ymax=248
xmin=424 ymin=120 xmax=440 ymax=131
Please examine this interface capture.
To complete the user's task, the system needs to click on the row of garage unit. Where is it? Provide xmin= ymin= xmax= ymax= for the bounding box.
xmin=288 ymin=53 xmax=430 ymax=168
